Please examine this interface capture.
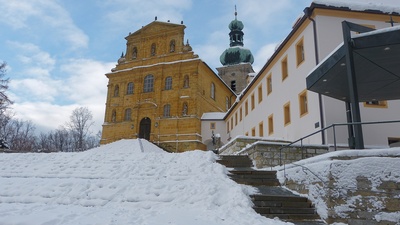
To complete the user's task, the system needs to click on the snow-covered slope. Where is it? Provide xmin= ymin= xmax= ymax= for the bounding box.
xmin=0 ymin=139 xmax=290 ymax=225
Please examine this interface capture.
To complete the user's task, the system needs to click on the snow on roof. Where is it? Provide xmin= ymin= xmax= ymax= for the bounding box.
xmin=354 ymin=24 xmax=400 ymax=38
xmin=0 ymin=139 xmax=287 ymax=225
xmin=201 ymin=112 xmax=226 ymax=120
xmin=313 ymin=0 xmax=400 ymax=14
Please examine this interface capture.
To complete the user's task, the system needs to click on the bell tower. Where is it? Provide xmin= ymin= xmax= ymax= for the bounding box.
xmin=217 ymin=6 xmax=255 ymax=94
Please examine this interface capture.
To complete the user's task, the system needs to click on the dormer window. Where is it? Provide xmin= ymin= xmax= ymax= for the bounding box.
xmin=151 ymin=43 xmax=156 ymax=56
xmin=170 ymin=40 xmax=175 ymax=53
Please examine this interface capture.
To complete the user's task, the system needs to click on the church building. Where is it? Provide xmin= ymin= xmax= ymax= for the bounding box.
xmin=100 ymin=20 xmax=236 ymax=152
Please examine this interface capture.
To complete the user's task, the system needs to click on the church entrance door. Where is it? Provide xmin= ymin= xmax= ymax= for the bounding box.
xmin=139 ymin=117 xmax=151 ymax=140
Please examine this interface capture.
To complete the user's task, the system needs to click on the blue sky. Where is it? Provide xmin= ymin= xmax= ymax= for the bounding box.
xmin=0 ymin=0 xmax=395 ymax=134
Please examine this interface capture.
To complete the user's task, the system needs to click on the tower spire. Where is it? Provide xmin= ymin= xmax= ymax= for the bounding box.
xmin=235 ymin=5 xmax=237 ymax=19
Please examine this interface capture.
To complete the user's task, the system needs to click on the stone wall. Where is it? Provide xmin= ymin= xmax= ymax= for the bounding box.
xmin=283 ymin=154 xmax=400 ymax=225
xmin=218 ymin=136 xmax=329 ymax=168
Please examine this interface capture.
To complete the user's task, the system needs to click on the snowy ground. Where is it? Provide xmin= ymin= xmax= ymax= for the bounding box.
xmin=0 ymin=139 xmax=292 ymax=225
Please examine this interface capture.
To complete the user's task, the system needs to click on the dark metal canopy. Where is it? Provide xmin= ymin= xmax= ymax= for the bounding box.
xmin=307 ymin=26 xmax=400 ymax=102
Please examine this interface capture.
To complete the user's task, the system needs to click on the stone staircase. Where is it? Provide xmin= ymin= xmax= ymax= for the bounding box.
xmin=217 ymin=155 xmax=325 ymax=224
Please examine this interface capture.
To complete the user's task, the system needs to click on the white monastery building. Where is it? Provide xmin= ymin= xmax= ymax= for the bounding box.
xmin=202 ymin=1 xmax=400 ymax=150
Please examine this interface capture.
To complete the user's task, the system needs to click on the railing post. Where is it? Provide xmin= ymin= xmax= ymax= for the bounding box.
xmin=333 ymin=125 xmax=337 ymax=151
xmin=301 ymin=139 xmax=304 ymax=159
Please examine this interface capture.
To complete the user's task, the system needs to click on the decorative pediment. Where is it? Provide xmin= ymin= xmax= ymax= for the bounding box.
xmin=127 ymin=21 xmax=185 ymax=39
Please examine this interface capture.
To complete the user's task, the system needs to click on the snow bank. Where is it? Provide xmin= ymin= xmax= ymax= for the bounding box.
xmin=276 ymin=148 xmax=400 ymax=222
xmin=0 ymin=139 xmax=291 ymax=225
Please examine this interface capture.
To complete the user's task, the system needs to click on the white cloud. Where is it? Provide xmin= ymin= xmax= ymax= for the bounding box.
xmin=253 ymin=43 xmax=277 ymax=73
xmin=61 ymin=59 xmax=113 ymax=105
xmin=0 ymin=0 xmax=88 ymax=49
xmin=10 ymin=42 xmax=56 ymax=70
xmin=10 ymin=78 xmax=60 ymax=102
xmin=103 ymin=0 xmax=192 ymax=29
xmin=11 ymin=58 xmax=114 ymax=134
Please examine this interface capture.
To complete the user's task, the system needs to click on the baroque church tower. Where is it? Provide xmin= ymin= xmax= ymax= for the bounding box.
xmin=217 ymin=9 xmax=255 ymax=94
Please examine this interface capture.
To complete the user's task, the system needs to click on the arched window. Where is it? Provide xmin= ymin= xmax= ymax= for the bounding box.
xmin=170 ymin=40 xmax=175 ymax=53
xmin=163 ymin=104 xmax=171 ymax=117
xmin=182 ymin=102 xmax=188 ymax=116
xmin=124 ymin=108 xmax=131 ymax=121
xmin=143 ymin=75 xmax=154 ymax=92
xmin=132 ymin=47 xmax=137 ymax=59
xmin=114 ymin=85 xmax=119 ymax=97
xmin=210 ymin=82 xmax=215 ymax=100
xmin=226 ymin=97 xmax=230 ymax=111
xmin=111 ymin=110 xmax=116 ymax=122
xmin=127 ymin=82 xmax=134 ymax=95
xmin=165 ymin=76 xmax=172 ymax=90
xmin=151 ymin=43 xmax=156 ymax=56
xmin=183 ymin=75 xmax=189 ymax=88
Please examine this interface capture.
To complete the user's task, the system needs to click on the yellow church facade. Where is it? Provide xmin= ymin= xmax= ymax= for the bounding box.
xmin=100 ymin=20 xmax=236 ymax=152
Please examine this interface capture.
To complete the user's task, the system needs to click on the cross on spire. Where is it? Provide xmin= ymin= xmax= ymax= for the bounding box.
xmin=235 ymin=5 xmax=237 ymax=19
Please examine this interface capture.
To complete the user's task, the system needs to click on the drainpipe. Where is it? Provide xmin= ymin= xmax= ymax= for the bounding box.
xmin=304 ymin=7 xmax=326 ymax=145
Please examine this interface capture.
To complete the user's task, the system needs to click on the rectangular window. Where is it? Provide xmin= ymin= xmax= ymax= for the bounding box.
xmin=299 ymin=90 xmax=308 ymax=117
xmin=281 ymin=56 xmax=288 ymax=81
xmin=251 ymin=127 xmax=256 ymax=137
xmin=268 ymin=114 xmax=274 ymax=135
xmin=267 ymin=73 xmax=272 ymax=95
xmin=251 ymin=94 xmax=255 ymax=110
xmin=235 ymin=112 xmax=238 ymax=126
xmin=239 ymin=107 xmax=242 ymax=121
xmin=364 ymin=101 xmax=388 ymax=108
xmin=259 ymin=122 xmax=264 ymax=137
xmin=284 ymin=102 xmax=291 ymax=126
xmin=296 ymin=37 xmax=305 ymax=66
xmin=210 ymin=122 xmax=215 ymax=130
xmin=258 ymin=85 xmax=263 ymax=103
xmin=245 ymin=101 xmax=249 ymax=116
xmin=231 ymin=117 xmax=233 ymax=130
xmin=227 ymin=122 xmax=230 ymax=133
xmin=245 ymin=132 xmax=249 ymax=136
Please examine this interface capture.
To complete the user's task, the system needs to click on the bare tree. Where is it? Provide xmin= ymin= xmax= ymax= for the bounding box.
xmin=66 ymin=107 xmax=94 ymax=151
xmin=6 ymin=119 xmax=36 ymax=152
xmin=0 ymin=62 xmax=12 ymax=112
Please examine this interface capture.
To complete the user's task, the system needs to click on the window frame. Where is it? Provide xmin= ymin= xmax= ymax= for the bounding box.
xmin=296 ymin=37 xmax=305 ymax=66
xmin=267 ymin=73 xmax=272 ymax=95
xmin=258 ymin=85 xmax=263 ymax=103
xmin=183 ymin=75 xmax=189 ymax=88
xmin=210 ymin=122 xmax=216 ymax=130
xmin=124 ymin=108 xmax=132 ymax=121
xmin=210 ymin=82 xmax=215 ymax=100
xmin=259 ymin=122 xmax=264 ymax=137
xmin=127 ymin=82 xmax=134 ymax=95
xmin=165 ymin=76 xmax=172 ymax=90
xmin=251 ymin=94 xmax=255 ymax=110
xmin=163 ymin=104 xmax=171 ymax=117
xmin=268 ymin=114 xmax=274 ymax=135
xmin=298 ymin=89 xmax=308 ymax=117
xmin=284 ymin=102 xmax=291 ymax=126
xmin=281 ymin=56 xmax=288 ymax=81
xmin=143 ymin=74 xmax=154 ymax=93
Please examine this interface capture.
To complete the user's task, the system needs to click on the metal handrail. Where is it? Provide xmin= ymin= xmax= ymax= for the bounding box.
xmin=279 ymin=120 xmax=400 ymax=165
